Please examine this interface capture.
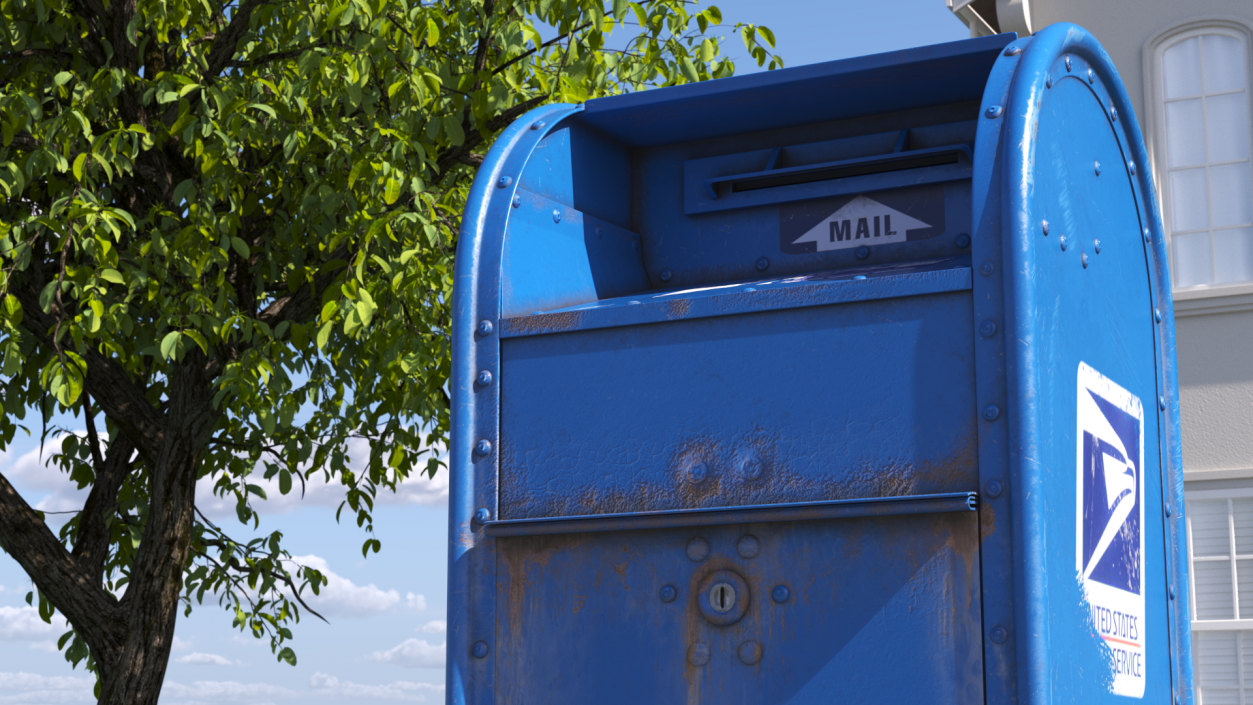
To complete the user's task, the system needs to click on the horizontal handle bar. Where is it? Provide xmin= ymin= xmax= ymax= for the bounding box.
xmin=483 ymin=492 xmax=978 ymax=538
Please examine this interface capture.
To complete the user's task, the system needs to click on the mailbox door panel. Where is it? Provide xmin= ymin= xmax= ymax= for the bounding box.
xmin=494 ymin=512 xmax=983 ymax=704
xmin=499 ymin=291 xmax=977 ymax=520
xmin=1016 ymin=69 xmax=1172 ymax=701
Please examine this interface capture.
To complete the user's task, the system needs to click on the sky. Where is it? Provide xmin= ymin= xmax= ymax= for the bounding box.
xmin=0 ymin=2 xmax=971 ymax=703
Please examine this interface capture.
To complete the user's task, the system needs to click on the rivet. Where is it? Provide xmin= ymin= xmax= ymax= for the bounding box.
xmin=853 ymin=275 xmax=867 ymax=280
xmin=980 ymin=320 xmax=998 ymax=338
xmin=1042 ymin=219 xmax=1050 ymax=236
xmin=1046 ymin=73 xmax=1054 ymax=88
xmin=1060 ymin=235 xmax=1068 ymax=251
xmin=475 ymin=439 xmax=492 ymax=456
xmin=1094 ymin=160 xmax=1101 ymax=176
xmin=985 ymin=105 xmax=1003 ymax=119
xmin=660 ymin=585 xmax=677 ymax=603
xmin=511 ymin=194 xmax=521 ymax=208
xmin=472 ymin=641 xmax=489 ymax=659
xmin=755 ymin=256 xmax=770 ymax=272
xmin=855 ymin=245 xmax=870 ymax=260
xmin=1144 ymin=227 xmax=1151 ymax=243
xmin=659 ymin=268 xmax=673 ymax=283
xmin=552 ymin=209 xmax=562 ymax=223
xmin=737 ymin=535 xmax=761 ymax=559
xmin=1094 ymin=239 xmax=1102 ymax=254
xmin=496 ymin=175 xmax=512 ymax=188
xmin=530 ymin=120 xmax=546 ymax=130
xmin=1082 ymin=252 xmax=1089 ymax=268
xmin=477 ymin=370 xmax=493 ymax=386
xmin=1166 ymin=505 xmax=1172 ymax=517
xmin=739 ymin=455 xmax=763 ymax=480
xmin=986 ymin=480 xmax=1003 ymax=498
xmin=687 ymin=538 xmax=710 ymax=562
xmin=772 ymin=585 xmax=790 ymax=603
xmin=1087 ymin=69 xmax=1095 ymax=84
xmin=477 ymin=319 xmax=493 ymax=336
xmin=1129 ymin=161 xmax=1137 ymax=175
xmin=1170 ymin=585 xmax=1176 ymax=600
xmin=688 ymin=643 xmax=710 ymax=666
xmin=627 ymin=300 xmax=641 ymax=305
xmin=1110 ymin=106 xmax=1118 ymax=121
xmin=738 ymin=640 xmax=763 ymax=666
xmin=688 ymin=462 xmax=708 ymax=483
xmin=1065 ymin=55 xmax=1072 ymax=72
xmin=743 ymin=287 xmax=757 ymax=292
xmin=1159 ymin=396 xmax=1166 ymax=410
xmin=1004 ymin=45 xmax=1022 ymax=56
xmin=979 ymin=261 xmax=995 ymax=276
xmin=1154 ymin=308 xmax=1162 ymax=323
xmin=955 ymin=233 xmax=971 ymax=248
xmin=474 ymin=507 xmax=491 ymax=524
xmin=990 ymin=626 xmax=1008 ymax=644
xmin=983 ymin=404 xmax=1001 ymax=422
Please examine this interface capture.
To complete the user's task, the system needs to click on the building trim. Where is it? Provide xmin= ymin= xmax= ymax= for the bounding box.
xmin=1141 ymin=16 xmax=1253 ymax=303
xmin=1183 ymin=467 xmax=1253 ymax=482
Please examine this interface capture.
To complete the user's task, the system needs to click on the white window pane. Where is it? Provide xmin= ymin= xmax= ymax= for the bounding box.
xmin=1171 ymin=167 xmax=1211 ymax=231
xmin=1167 ymin=98 xmax=1207 ymax=167
xmin=1211 ymin=162 xmax=1253 ymax=228
xmin=1204 ymin=34 xmax=1249 ymax=95
xmin=1165 ymin=36 xmax=1203 ymax=99
xmin=1194 ymin=499 xmax=1235 ymax=556
xmin=1197 ymin=630 xmax=1240 ymax=701
xmin=1215 ymin=228 xmax=1253 ymax=284
xmin=1239 ymin=559 xmax=1253 ymax=617
xmin=1234 ymin=498 xmax=1253 ymax=554
xmin=1196 ymin=559 xmax=1237 ymax=619
xmin=1207 ymin=92 xmax=1252 ymax=163
xmin=1174 ymin=231 xmax=1213 ymax=287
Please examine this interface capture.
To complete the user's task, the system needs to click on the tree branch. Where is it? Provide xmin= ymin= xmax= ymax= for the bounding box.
xmin=203 ymin=0 xmax=265 ymax=80
xmin=433 ymin=94 xmax=545 ymax=178
xmin=72 ymin=433 xmax=137 ymax=588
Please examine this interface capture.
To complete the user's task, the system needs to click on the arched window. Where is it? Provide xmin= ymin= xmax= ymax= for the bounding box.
xmin=1147 ymin=22 xmax=1253 ymax=292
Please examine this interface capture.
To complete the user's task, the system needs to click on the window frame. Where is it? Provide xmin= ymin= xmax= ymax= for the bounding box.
xmin=1143 ymin=17 xmax=1253 ymax=304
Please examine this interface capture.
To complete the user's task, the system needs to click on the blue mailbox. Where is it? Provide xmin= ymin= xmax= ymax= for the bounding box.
xmin=448 ymin=24 xmax=1191 ymax=705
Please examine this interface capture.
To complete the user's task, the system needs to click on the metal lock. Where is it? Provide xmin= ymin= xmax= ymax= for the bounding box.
xmin=697 ymin=569 xmax=750 ymax=626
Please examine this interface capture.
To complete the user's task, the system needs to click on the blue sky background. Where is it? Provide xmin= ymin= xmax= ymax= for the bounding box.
xmin=0 ymin=2 xmax=970 ymax=703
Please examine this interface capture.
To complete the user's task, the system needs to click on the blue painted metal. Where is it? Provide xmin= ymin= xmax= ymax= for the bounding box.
xmin=449 ymin=25 xmax=1189 ymax=705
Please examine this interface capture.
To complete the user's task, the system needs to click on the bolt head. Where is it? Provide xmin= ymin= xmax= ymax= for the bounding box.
xmin=755 ymin=256 xmax=770 ymax=272
xmin=688 ymin=462 xmax=708 ymax=483
xmin=990 ymin=626 xmax=1008 ymax=644
xmin=980 ymin=320 xmax=997 ymax=338
xmin=1094 ymin=160 xmax=1101 ymax=176
xmin=985 ymin=105 xmax=1003 ymax=119
xmin=475 ymin=439 xmax=492 ymax=456
xmin=686 ymin=538 xmax=710 ymax=562
xmin=1004 ymin=45 xmax=1022 ymax=56
xmin=660 ymin=585 xmax=677 ymax=603
xmin=1155 ymin=308 xmax=1162 ymax=323
xmin=511 ymin=194 xmax=521 ymax=208
xmin=772 ymin=585 xmax=791 ymax=603
xmin=853 ymin=275 xmax=867 ymax=280
xmin=855 ymin=245 xmax=870 ymax=260
xmin=983 ymin=404 xmax=1001 ymax=422
xmin=986 ymin=480 xmax=1003 ymax=498
xmin=1166 ymin=505 xmax=1172 ymax=517
xmin=1110 ymin=106 xmax=1119 ymax=121
xmin=1129 ymin=161 xmax=1137 ymax=175
xmin=1065 ymin=55 xmax=1072 ymax=72
xmin=979 ymin=261 xmax=995 ymax=276
xmin=472 ymin=641 xmax=489 ymax=658
xmin=474 ymin=507 xmax=492 ymax=524
xmin=1087 ymin=69 xmax=1095 ymax=84
xmin=1042 ymin=219 xmax=1050 ymax=236
xmin=530 ymin=120 xmax=546 ymax=130
xmin=738 ymin=640 xmax=763 ymax=665
xmin=1159 ymin=396 xmax=1167 ymax=410
xmin=477 ymin=319 xmax=493 ymax=336
xmin=659 ymin=268 xmax=673 ymax=283
xmin=552 ymin=209 xmax=562 ymax=223
xmin=737 ymin=535 xmax=761 ymax=559
xmin=1094 ymin=239 xmax=1102 ymax=254
xmin=1046 ymin=73 xmax=1054 ymax=88
xmin=1144 ymin=227 xmax=1151 ymax=243
xmin=477 ymin=370 xmax=493 ymax=386
xmin=1060 ymin=235 xmax=1068 ymax=251
xmin=1082 ymin=252 xmax=1089 ymax=269
xmin=1169 ymin=585 xmax=1176 ymax=600
xmin=955 ymin=233 xmax=971 ymax=248
xmin=496 ymin=175 xmax=512 ymax=188
xmin=688 ymin=643 xmax=710 ymax=666
xmin=739 ymin=454 xmax=763 ymax=480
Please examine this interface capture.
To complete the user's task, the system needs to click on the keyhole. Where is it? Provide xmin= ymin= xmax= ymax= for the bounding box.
xmin=709 ymin=582 xmax=736 ymax=612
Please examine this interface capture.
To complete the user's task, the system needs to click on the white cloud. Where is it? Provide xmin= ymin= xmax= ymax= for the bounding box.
xmin=176 ymin=652 xmax=232 ymax=666
xmin=172 ymin=636 xmax=193 ymax=652
xmin=288 ymin=555 xmax=399 ymax=618
xmin=159 ymin=679 xmax=300 ymax=701
xmin=0 ymin=606 xmax=68 ymax=641
xmin=404 ymin=593 xmax=427 ymax=612
xmin=0 ymin=671 xmax=95 ymax=703
xmin=0 ymin=434 xmax=93 ymax=514
xmin=366 ymin=639 xmax=445 ymax=670
xmin=0 ymin=671 xmax=444 ymax=703
xmin=310 ymin=673 xmax=443 ymax=701
xmin=419 ymin=621 xmax=445 ymax=634
xmin=29 ymin=640 xmax=61 ymax=653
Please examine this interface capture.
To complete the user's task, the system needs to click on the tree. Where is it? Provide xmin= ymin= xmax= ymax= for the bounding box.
xmin=0 ymin=0 xmax=781 ymax=702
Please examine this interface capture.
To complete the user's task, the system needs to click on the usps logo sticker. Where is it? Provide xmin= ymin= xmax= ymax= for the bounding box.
xmin=778 ymin=184 xmax=945 ymax=254
xmin=1076 ymin=362 xmax=1146 ymax=698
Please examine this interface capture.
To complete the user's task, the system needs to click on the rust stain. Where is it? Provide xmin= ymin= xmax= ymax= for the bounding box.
xmin=980 ymin=501 xmax=997 ymax=543
xmin=501 ymin=310 xmax=585 ymax=336
xmin=665 ymin=297 xmax=692 ymax=319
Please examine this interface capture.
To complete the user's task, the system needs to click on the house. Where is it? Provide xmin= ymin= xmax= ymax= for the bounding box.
xmin=947 ymin=1 xmax=1253 ymax=700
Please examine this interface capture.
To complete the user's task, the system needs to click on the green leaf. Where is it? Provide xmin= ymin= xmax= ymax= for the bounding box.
xmin=72 ymin=153 xmax=88 ymax=181
xmin=279 ymin=469 xmax=292 ymax=495
xmin=100 ymin=268 xmax=125 ymax=284
xmin=679 ymin=56 xmax=699 ymax=82
xmin=38 ymin=281 xmax=58 ymax=312
xmin=612 ymin=0 xmax=628 ymax=20
xmin=277 ymin=647 xmax=297 ymax=666
xmin=757 ymin=25 xmax=776 ymax=48
xmin=160 ymin=331 xmax=182 ymax=360
xmin=383 ymin=178 xmax=401 ymax=205
xmin=230 ymin=237 xmax=251 ymax=259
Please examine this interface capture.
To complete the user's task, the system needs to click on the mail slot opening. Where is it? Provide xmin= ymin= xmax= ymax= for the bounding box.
xmin=728 ymin=149 xmax=966 ymax=194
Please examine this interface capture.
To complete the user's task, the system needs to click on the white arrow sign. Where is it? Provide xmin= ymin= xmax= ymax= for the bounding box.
xmin=790 ymin=195 xmax=932 ymax=252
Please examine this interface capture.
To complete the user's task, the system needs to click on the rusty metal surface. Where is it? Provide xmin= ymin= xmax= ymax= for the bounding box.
xmin=500 ymin=292 xmax=978 ymax=520
xmin=483 ymin=492 xmax=977 ymax=537
xmin=494 ymin=512 xmax=984 ymax=704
